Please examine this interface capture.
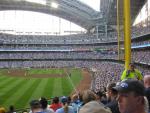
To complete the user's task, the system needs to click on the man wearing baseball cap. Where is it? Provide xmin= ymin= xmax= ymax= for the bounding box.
xmin=113 ymin=79 xmax=145 ymax=113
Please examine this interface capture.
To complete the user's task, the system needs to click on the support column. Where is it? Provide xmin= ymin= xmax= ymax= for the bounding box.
xmin=59 ymin=18 xmax=61 ymax=35
xmin=146 ymin=0 xmax=149 ymax=26
xmin=96 ymin=25 xmax=99 ymax=39
xmin=105 ymin=24 xmax=107 ymax=38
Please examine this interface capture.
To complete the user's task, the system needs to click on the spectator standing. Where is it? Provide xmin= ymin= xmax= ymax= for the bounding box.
xmin=121 ymin=63 xmax=143 ymax=81
xmin=105 ymin=83 xmax=120 ymax=113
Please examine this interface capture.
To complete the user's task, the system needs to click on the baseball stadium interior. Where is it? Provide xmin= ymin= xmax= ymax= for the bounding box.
xmin=0 ymin=0 xmax=149 ymax=112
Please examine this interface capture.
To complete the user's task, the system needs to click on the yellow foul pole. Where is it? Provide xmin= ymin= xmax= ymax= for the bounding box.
xmin=123 ymin=0 xmax=131 ymax=69
xmin=117 ymin=0 xmax=120 ymax=60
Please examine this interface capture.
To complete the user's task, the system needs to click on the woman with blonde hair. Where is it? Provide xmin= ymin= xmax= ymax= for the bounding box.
xmin=0 ymin=107 xmax=6 ymax=113
xmin=55 ymin=96 xmax=75 ymax=113
xmin=82 ymin=90 xmax=97 ymax=104
xmin=79 ymin=90 xmax=111 ymax=113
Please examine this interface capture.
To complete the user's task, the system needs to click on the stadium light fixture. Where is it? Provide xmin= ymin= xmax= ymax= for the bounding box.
xmin=51 ymin=2 xmax=58 ymax=8
xmin=25 ymin=0 xmax=46 ymax=5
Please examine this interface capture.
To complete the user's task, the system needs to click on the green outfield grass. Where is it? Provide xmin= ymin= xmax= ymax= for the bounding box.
xmin=0 ymin=68 xmax=82 ymax=109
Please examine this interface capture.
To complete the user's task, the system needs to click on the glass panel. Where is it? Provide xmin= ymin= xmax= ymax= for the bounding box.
xmin=0 ymin=10 xmax=86 ymax=35
xmin=78 ymin=0 xmax=100 ymax=11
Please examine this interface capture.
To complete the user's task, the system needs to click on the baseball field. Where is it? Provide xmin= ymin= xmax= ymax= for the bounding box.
xmin=0 ymin=68 xmax=90 ymax=109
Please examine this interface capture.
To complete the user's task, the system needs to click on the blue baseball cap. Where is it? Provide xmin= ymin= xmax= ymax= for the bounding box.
xmin=61 ymin=96 xmax=68 ymax=103
xmin=113 ymin=79 xmax=145 ymax=96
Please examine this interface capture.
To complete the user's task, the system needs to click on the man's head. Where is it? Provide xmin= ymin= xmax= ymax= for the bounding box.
xmin=144 ymin=75 xmax=150 ymax=88
xmin=61 ymin=96 xmax=68 ymax=104
xmin=39 ymin=97 xmax=48 ymax=109
xmin=71 ymin=94 xmax=79 ymax=102
xmin=30 ymin=100 xmax=42 ymax=113
xmin=79 ymin=101 xmax=111 ymax=113
xmin=113 ymin=79 xmax=145 ymax=113
xmin=106 ymin=83 xmax=118 ymax=101
xmin=52 ymin=96 xmax=59 ymax=104
xmin=82 ymin=90 xmax=96 ymax=104
xmin=95 ymin=91 xmax=104 ymax=100
xmin=129 ymin=63 xmax=135 ymax=71
xmin=144 ymin=75 xmax=150 ymax=111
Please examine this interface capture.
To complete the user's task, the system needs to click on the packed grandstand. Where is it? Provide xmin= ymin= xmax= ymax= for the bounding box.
xmin=0 ymin=0 xmax=150 ymax=113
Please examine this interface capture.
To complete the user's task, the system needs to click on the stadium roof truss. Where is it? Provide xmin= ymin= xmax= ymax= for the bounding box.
xmin=100 ymin=0 xmax=147 ymax=30
xmin=0 ymin=0 xmax=103 ymax=30
xmin=0 ymin=0 xmax=147 ymax=31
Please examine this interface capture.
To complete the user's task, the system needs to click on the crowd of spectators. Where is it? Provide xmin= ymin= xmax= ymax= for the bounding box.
xmin=0 ymin=45 xmax=118 ymax=51
xmin=0 ymin=51 xmax=117 ymax=60
xmin=132 ymin=40 xmax=150 ymax=47
xmin=0 ymin=20 xmax=149 ymax=45
xmin=0 ymin=61 xmax=116 ymax=69
xmin=90 ymin=62 xmax=124 ymax=92
xmin=91 ymin=63 xmax=150 ymax=93
xmin=0 ymin=33 xmax=117 ymax=44
xmin=131 ymin=19 xmax=150 ymax=38
xmin=132 ymin=50 xmax=150 ymax=64
xmin=0 ymin=49 xmax=149 ymax=66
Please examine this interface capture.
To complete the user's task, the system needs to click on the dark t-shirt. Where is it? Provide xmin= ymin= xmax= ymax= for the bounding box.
xmin=145 ymin=87 xmax=150 ymax=111
xmin=106 ymin=100 xmax=120 ymax=113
